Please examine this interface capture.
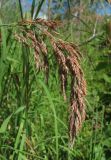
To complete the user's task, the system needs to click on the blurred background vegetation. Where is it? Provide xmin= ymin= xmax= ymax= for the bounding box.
xmin=0 ymin=0 xmax=111 ymax=160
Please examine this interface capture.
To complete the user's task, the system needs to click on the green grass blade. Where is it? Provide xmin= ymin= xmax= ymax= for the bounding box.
xmin=14 ymin=106 xmax=25 ymax=115
xmin=0 ymin=19 xmax=7 ymax=93
xmin=38 ymin=79 xmax=59 ymax=160
xmin=34 ymin=0 xmax=45 ymax=19
xmin=0 ymin=114 xmax=12 ymax=133
xmin=12 ymin=113 xmax=25 ymax=159
xmin=18 ymin=133 xmax=26 ymax=160
xmin=18 ymin=0 xmax=23 ymax=20
xmin=31 ymin=0 xmax=36 ymax=19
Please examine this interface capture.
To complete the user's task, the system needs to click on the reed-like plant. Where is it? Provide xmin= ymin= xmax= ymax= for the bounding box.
xmin=15 ymin=18 xmax=86 ymax=147
xmin=0 ymin=1 xmax=86 ymax=159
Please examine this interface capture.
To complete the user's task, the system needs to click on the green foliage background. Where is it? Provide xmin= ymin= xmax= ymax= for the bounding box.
xmin=0 ymin=0 xmax=111 ymax=160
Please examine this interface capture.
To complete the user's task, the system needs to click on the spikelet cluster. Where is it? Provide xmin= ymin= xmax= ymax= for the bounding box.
xmin=15 ymin=18 xmax=86 ymax=147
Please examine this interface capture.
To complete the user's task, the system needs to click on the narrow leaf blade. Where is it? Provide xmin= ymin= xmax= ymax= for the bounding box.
xmin=31 ymin=0 xmax=36 ymax=19
xmin=34 ymin=0 xmax=45 ymax=19
xmin=0 ymin=114 xmax=12 ymax=133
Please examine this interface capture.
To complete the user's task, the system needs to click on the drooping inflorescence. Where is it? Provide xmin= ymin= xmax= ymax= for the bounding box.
xmin=15 ymin=18 xmax=86 ymax=147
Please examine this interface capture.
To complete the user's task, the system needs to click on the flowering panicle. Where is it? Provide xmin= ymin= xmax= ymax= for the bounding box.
xmin=15 ymin=18 xmax=86 ymax=147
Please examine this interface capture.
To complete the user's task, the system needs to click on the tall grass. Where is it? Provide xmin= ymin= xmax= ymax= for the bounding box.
xmin=0 ymin=1 xmax=111 ymax=160
xmin=0 ymin=18 xmax=85 ymax=160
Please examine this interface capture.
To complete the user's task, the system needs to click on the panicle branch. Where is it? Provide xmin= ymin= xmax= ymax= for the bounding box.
xmin=15 ymin=18 xmax=86 ymax=147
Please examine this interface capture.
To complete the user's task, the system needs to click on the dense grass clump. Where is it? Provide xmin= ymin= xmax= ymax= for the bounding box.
xmin=0 ymin=0 xmax=111 ymax=160
xmin=0 ymin=16 xmax=86 ymax=159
